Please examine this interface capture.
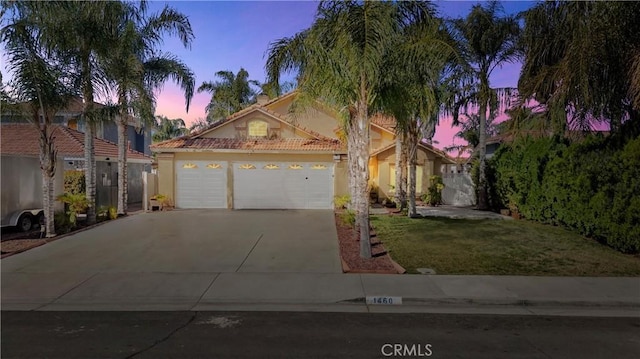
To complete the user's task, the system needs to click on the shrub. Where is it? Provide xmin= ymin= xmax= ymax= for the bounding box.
xmin=56 ymin=193 xmax=89 ymax=227
xmin=422 ymin=175 xmax=445 ymax=206
xmin=54 ymin=211 xmax=71 ymax=234
xmin=489 ymin=132 xmax=640 ymax=254
xmin=334 ymin=195 xmax=351 ymax=209
xmin=97 ymin=206 xmax=109 ymax=221
xmin=108 ymin=206 xmax=118 ymax=220
xmin=64 ymin=170 xmax=85 ymax=195
xmin=340 ymin=209 xmax=356 ymax=227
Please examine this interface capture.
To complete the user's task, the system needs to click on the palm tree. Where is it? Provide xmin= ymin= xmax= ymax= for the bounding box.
xmin=21 ymin=0 xmax=137 ymax=225
xmin=1 ymin=3 xmax=74 ymax=237
xmin=104 ymin=3 xmax=195 ymax=216
xmin=519 ymin=1 xmax=640 ymax=132
xmin=449 ymin=1 xmax=520 ymax=210
xmin=152 ymin=115 xmax=190 ymax=142
xmin=198 ymin=68 xmax=260 ymax=120
xmin=379 ymin=15 xmax=457 ymax=217
xmin=266 ymin=0 xmax=435 ymax=258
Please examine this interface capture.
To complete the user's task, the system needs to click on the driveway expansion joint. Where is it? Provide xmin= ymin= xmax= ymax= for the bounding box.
xmin=235 ymin=233 xmax=263 ymax=272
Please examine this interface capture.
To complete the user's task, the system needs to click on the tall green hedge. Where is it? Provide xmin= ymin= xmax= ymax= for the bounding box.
xmin=489 ymin=130 xmax=640 ymax=254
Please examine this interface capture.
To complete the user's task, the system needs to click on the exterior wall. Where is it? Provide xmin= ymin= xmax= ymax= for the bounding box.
xmin=157 ymin=153 xmax=176 ymax=202
xmin=291 ymin=108 xmax=340 ymax=139
xmin=379 ymin=129 xmax=395 ymax=149
xmin=267 ymin=96 xmax=340 ymax=139
xmin=1 ymin=155 xmax=64 ymax=222
xmin=334 ymin=158 xmax=349 ymax=197
xmin=372 ymin=147 xmax=438 ymax=201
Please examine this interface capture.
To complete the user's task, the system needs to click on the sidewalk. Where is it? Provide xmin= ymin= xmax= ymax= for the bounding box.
xmin=2 ymin=271 xmax=638 ymax=317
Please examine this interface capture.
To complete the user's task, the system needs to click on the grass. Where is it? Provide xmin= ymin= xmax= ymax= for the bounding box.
xmin=371 ymin=215 xmax=640 ymax=276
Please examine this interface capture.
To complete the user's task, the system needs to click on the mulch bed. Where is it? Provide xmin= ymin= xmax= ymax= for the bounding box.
xmin=1 ymin=220 xmax=107 ymax=258
xmin=334 ymin=212 xmax=405 ymax=274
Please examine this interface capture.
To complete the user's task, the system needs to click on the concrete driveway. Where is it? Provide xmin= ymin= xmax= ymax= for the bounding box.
xmin=1 ymin=210 xmax=344 ymax=310
xmin=2 ymin=210 xmax=341 ymax=274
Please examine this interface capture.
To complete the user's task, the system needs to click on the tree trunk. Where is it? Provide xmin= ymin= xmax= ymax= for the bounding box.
xmin=85 ymin=122 xmax=97 ymax=224
xmin=477 ymin=96 xmax=489 ymax=211
xmin=38 ymin=123 xmax=56 ymax=237
xmin=117 ymin=113 xmax=128 ymax=216
xmin=400 ymin=133 xmax=408 ymax=209
xmin=394 ymin=132 xmax=407 ymax=210
xmin=34 ymin=89 xmax=56 ymax=237
xmin=347 ymin=124 xmax=357 ymax=214
xmin=350 ymin=102 xmax=371 ymax=259
xmin=407 ymin=126 xmax=419 ymax=218
xmin=82 ymin=51 xmax=97 ymax=224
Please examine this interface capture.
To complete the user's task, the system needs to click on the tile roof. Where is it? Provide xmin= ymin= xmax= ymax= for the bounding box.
xmin=369 ymin=141 xmax=455 ymax=164
xmin=1 ymin=124 xmax=151 ymax=161
xmin=370 ymin=115 xmax=397 ymax=132
xmin=151 ymin=137 xmax=345 ymax=152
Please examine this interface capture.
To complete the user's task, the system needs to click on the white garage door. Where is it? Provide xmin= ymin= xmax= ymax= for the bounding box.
xmin=233 ymin=162 xmax=334 ymax=209
xmin=175 ymin=160 xmax=227 ymax=208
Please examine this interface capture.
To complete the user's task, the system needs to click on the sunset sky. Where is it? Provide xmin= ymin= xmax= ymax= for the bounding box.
xmin=1 ymin=1 xmax=535 ymax=152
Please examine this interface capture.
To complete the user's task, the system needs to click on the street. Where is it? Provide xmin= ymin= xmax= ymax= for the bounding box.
xmin=2 ymin=311 xmax=639 ymax=358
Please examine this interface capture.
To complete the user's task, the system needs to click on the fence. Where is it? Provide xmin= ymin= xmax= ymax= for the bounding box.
xmin=441 ymin=173 xmax=476 ymax=206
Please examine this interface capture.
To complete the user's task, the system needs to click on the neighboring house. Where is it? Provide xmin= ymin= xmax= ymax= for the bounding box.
xmin=1 ymin=124 xmax=153 ymax=213
xmin=150 ymin=92 xmax=454 ymax=210
xmin=1 ymin=97 xmax=153 ymax=156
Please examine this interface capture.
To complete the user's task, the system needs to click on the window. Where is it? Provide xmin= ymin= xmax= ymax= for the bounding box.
xmin=207 ymin=163 xmax=222 ymax=169
xmin=182 ymin=163 xmax=198 ymax=169
xmin=288 ymin=164 xmax=303 ymax=170
xmin=311 ymin=164 xmax=327 ymax=170
xmin=264 ymin=164 xmax=279 ymax=169
xmin=239 ymin=164 xmax=256 ymax=169
xmin=248 ymin=120 xmax=268 ymax=137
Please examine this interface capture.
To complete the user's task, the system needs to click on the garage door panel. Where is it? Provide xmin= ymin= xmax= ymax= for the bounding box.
xmin=233 ymin=162 xmax=333 ymax=210
xmin=176 ymin=161 xmax=227 ymax=209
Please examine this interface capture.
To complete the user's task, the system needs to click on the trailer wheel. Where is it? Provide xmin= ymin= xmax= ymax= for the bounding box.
xmin=18 ymin=213 xmax=34 ymax=232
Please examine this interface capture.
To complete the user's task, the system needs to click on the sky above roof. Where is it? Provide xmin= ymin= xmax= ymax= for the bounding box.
xmin=1 ymin=0 xmax=535 ymax=153
xmin=149 ymin=0 xmax=534 ymax=154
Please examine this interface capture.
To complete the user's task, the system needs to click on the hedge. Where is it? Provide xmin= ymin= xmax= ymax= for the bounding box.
xmin=488 ymin=127 xmax=640 ymax=254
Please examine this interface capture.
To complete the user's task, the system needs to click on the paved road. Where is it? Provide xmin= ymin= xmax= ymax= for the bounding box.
xmin=2 ymin=311 xmax=638 ymax=358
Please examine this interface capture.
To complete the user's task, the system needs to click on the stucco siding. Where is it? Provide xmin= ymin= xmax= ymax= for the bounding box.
xmin=157 ymin=153 xmax=175 ymax=201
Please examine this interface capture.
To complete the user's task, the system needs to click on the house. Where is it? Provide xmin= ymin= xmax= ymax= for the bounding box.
xmin=1 ymin=97 xmax=153 ymax=156
xmin=150 ymin=92 xmax=454 ymax=209
xmin=1 ymin=124 xmax=153 ymax=213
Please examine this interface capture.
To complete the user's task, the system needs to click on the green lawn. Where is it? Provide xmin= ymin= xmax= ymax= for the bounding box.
xmin=371 ymin=215 xmax=640 ymax=276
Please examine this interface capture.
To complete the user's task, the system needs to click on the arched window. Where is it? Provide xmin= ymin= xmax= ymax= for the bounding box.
xmin=248 ymin=120 xmax=268 ymax=137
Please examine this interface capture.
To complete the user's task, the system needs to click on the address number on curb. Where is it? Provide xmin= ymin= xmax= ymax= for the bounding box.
xmin=366 ymin=296 xmax=402 ymax=305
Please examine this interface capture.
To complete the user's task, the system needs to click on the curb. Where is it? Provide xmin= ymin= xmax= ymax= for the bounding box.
xmin=371 ymin=297 xmax=640 ymax=308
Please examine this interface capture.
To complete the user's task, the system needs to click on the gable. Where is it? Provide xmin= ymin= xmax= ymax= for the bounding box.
xmin=265 ymin=102 xmax=340 ymax=140
xmin=198 ymin=108 xmax=316 ymax=140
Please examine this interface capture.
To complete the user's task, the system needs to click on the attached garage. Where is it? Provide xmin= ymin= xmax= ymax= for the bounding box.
xmin=233 ymin=162 xmax=334 ymax=209
xmin=175 ymin=160 xmax=227 ymax=208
